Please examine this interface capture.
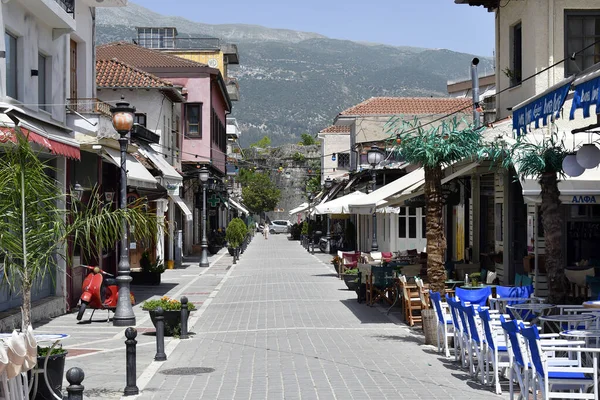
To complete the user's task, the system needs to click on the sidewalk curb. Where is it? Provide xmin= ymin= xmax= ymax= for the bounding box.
xmin=125 ymin=251 xmax=238 ymax=399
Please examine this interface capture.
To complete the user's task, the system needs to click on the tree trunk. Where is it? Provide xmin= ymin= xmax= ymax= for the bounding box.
xmin=424 ymin=165 xmax=447 ymax=293
xmin=21 ymin=280 xmax=32 ymax=329
xmin=539 ymin=172 xmax=569 ymax=304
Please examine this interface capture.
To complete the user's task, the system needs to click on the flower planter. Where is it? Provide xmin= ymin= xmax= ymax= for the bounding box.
xmin=29 ymin=352 xmax=67 ymax=400
xmin=149 ymin=309 xmax=189 ymax=336
xmin=342 ymin=274 xmax=359 ymax=291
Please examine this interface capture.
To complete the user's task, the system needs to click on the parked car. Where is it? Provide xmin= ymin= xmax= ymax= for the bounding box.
xmin=269 ymin=220 xmax=292 ymax=234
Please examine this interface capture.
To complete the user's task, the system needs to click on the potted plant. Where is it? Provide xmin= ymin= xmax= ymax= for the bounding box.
xmin=142 ymin=296 xmax=196 ymax=336
xmin=30 ymin=346 xmax=68 ymax=400
xmin=470 ymin=272 xmax=482 ymax=287
xmin=133 ymin=250 xmax=165 ymax=285
xmin=226 ymin=218 xmax=247 ymax=258
xmin=341 ymin=268 xmax=359 ymax=291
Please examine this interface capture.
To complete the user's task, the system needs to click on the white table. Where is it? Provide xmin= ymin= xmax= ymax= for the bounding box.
xmin=540 ymin=314 xmax=598 ymax=333
xmin=507 ymin=303 xmax=555 ymax=323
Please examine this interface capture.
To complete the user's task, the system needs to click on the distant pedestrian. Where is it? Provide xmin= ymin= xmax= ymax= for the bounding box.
xmin=263 ymin=224 xmax=269 ymax=240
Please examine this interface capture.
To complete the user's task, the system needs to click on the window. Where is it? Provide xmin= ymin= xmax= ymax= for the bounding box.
xmin=5 ymin=32 xmax=17 ymax=99
xmin=337 ymin=153 xmax=350 ymax=169
xmin=137 ymin=27 xmax=176 ymax=49
xmin=408 ymin=207 xmax=417 ymax=239
xmin=422 ymin=214 xmax=426 ymax=239
xmin=398 ymin=207 xmax=407 ymax=238
xmin=134 ymin=113 xmax=146 ymax=127
xmin=185 ymin=104 xmax=202 ymax=137
xmin=509 ymin=22 xmax=522 ymax=85
xmin=565 ymin=11 xmax=600 ymax=76
xmin=38 ymin=54 xmax=47 ymax=111
xmin=70 ymin=40 xmax=77 ymax=100
xmin=495 ymin=203 xmax=503 ymax=241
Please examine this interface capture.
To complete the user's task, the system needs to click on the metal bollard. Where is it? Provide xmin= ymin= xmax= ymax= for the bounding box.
xmin=124 ymin=327 xmax=139 ymax=396
xmin=233 ymin=248 xmax=237 ymax=264
xmin=154 ymin=307 xmax=167 ymax=361
xmin=180 ymin=296 xmax=189 ymax=339
xmin=65 ymin=367 xmax=85 ymax=400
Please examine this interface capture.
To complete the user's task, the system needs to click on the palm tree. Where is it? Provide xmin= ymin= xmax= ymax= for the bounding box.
xmin=0 ymin=130 xmax=161 ymax=328
xmin=388 ymin=117 xmax=485 ymax=293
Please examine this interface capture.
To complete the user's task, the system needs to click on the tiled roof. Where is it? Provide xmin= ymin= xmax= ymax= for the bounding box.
xmin=96 ymin=59 xmax=174 ymax=88
xmin=339 ymin=97 xmax=472 ymax=116
xmin=320 ymin=125 xmax=351 ymax=134
xmin=97 ymin=41 xmax=207 ymax=69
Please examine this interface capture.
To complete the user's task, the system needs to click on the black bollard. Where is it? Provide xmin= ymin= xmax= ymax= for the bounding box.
xmin=180 ymin=296 xmax=189 ymax=339
xmin=124 ymin=327 xmax=139 ymax=396
xmin=65 ymin=367 xmax=85 ymax=400
xmin=154 ymin=307 xmax=167 ymax=361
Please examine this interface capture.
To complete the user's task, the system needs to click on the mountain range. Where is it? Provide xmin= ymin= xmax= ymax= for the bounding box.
xmin=96 ymin=2 xmax=494 ymax=147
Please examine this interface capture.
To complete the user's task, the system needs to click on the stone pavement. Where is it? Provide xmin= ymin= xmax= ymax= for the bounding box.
xmin=131 ymin=235 xmax=508 ymax=400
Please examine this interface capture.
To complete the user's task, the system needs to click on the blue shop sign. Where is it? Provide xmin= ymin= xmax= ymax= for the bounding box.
xmin=569 ymin=76 xmax=600 ymax=120
xmin=513 ymin=81 xmax=572 ymax=136
xmin=572 ymin=195 xmax=597 ymax=204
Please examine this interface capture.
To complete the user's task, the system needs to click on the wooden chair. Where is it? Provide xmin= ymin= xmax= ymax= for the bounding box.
xmin=399 ymin=275 xmax=422 ymax=326
xmin=366 ymin=265 xmax=396 ymax=306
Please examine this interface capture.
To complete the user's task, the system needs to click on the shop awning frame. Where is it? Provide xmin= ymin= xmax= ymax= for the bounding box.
xmin=229 ymin=199 xmax=250 ymax=215
xmin=314 ymin=191 xmax=366 ymax=215
xmin=138 ymin=144 xmax=182 ymax=189
xmin=102 ymin=147 xmax=157 ymax=189
xmin=289 ymin=202 xmax=309 ymax=215
xmin=168 ymin=193 xmax=193 ymax=222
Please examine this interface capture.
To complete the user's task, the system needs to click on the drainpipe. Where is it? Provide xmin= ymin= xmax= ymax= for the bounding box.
xmin=471 ymin=58 xmax=480 ymax=128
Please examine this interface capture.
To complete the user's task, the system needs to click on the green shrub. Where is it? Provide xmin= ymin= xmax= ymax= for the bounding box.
xmin=226 ymin=218 xmax=248 ymax=248
xmin=142 ymin=296 xmax=196 ymax=311
xmin=344 ymin=268 xmax=359 ymax=275
xmin=301 ymin=221 xmax=308 ymax=235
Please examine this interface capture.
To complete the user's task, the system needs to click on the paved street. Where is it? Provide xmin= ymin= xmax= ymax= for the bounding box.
xmin=134 ymin=235 xmax=506 ymax=400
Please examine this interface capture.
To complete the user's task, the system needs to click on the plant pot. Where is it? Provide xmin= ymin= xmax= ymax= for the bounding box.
xmin=228 ymin=246 xmax=236 ymax=256
xmin=342 ymin=274 xmax=358 ymax=291
xmin=30 ymin=351 xmax=67 ymax=400
xmin=131 ymin=271 xmax=162 ymax=285
xmin=208 ymin=244 xmax=221 ymax=255
xmin=148 ymin=309 xmax=190 ymax=336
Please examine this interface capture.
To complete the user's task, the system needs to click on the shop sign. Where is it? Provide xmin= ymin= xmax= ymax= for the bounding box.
xmin=513 ymin=80 xmax=571 ymax=136
xmin=571 ymin=195 xmax=597 ymax=204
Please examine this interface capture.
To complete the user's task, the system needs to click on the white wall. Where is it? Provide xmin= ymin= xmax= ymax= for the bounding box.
xmin=320 ymin=133 xmax=350 ymax=180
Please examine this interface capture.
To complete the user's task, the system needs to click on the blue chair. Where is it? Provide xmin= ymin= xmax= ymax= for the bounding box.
xmin=463 ymin=303 xmax=484 ymax=381
xmin=455 ymin=286 xmax=492 ymax=306
xmin=430 ymin=291 xmax=453 ymax=358
xmin=445 ymin=294 xmax=465 ymax=364
xmin=479 ymin=309 xmax=509 ymax=394
xmin=499 ymin=316 xmax=530 ymax=399
xmin=520 ymin=324 xmax=596 ymax=399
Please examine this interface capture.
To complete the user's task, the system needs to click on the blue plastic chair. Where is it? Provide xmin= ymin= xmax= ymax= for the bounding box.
xmin=520 ymin=324 xmax=596 ymax=399
xmin=445 ymin=294 xmax=465 ymax=364
xmin=499 ymin=316 xmax=530 ymax=399
xmin=479 ymin=309 xmax=509 ymax=394
xmin=455 ymin=286 xmax=492 ymax=306
xmin=430 ymin=291 xmax=453 ymax=358
xmin=463 ymin=303 xmax=484 ymax=381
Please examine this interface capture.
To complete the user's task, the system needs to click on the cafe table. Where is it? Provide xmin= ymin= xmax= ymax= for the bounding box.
xmin=507 ymin=303 xmax=555 ymax=324
xmin=539 ymin=314 xmax=598 ymax=333
xmin=445 ymin=280 xmax=464 ymax=289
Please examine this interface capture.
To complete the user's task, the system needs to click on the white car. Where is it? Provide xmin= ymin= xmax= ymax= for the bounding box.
xmin=269 ymin=220 xmax=291 ymax=234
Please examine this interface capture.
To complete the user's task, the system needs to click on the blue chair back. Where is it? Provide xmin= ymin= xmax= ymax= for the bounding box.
xmin=500 ymin=315 xmax=526 ymax=368
xmin=462 ymin=302 xmax=481 ymax=344
xmin=455 ymin=301 xmax=470 ymax=335
xmin=496 ymin=284 xmax=533 ymax=306
xmin=455 ymin=286 xmax=492 ymax=306
xmin=430 ymin=291 xmax=445 ymax=325
xmin=521 ymin=275 xmax=533 ymax=286
xmin=445 ymin=294 xmax=461 ymax=329
xmin=520 ymin=324 xmax=544 ymax=377
xmin=514 ymin=273 xmax=523 ymax=287
xmin=478 ymin=308 xmax=496 ymax=350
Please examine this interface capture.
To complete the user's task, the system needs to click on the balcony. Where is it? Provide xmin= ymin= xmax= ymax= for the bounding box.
xmin=226 ymin=78 xmax=240 ymax=101
xmin=19 ymin=0 xmax=76 ymax=31
xmin=54 ymin=0 xmax=74 ymax=13
xmin=131 ymin=124 xmax=160 ymax=145
xmin=66 ymin=98 xmax=114 ymax=136
xmin=67 ymin=98 xmax=112 ymax=117
xmin=138 ymin=36 xmax=221 ymax=50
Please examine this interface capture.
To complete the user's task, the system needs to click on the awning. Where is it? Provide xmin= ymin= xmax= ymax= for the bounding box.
xmin=521 ymin=167 xmax=600 ymax=204
xmin=512 ymin=76 xmax=575 ymax=136
xmin=138 ymin=144 xmax=182 ymax=189
xmin=102 ymin=147 xmax=157 ymax=189
xmin=168 ymin=193 xmax=193 ymax=222
xmin=569 ymin=62 xmax=600 ymax=121
xmin=229 ymin=198 xmax=249 ymax=215
xmin=289 ymin=202 xmax=309 ymax=215
xmin=314 ymin=191 xmax=366 ymax=215
xmin=348 ymin=168 xmax=425 ymax=215
xmin=0 ymin=116 xmax=80 ymax=160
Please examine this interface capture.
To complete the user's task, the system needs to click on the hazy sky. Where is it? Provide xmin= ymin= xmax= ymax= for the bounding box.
xmin=133 ymin=0 xmax=496 ymax=56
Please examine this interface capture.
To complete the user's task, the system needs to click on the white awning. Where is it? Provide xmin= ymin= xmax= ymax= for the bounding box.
xmin=168 ymin=193 xmax=193 ymax=222
xmin=230 ymin=199 xmax=249 ymax=215
xmin=522 ymin=167 xmax=600 ymax=204
xmin=289 ymin=202 xmax=309 ymax=215
xmin=314 ymin=191 xmax=366 ymax=215
xmin=348 ymin=169 xmax=425 ymax=215
xmin=138 ymin=144 xmax=182 ymax=189
xmin=102 ymin=147 xmax=157 ymax=189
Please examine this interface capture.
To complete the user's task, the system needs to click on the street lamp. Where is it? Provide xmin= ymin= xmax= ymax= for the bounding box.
xmin=110 ymin=98 xmax=136 ymax=327
xmin=198 ymin=166 xmax=210 ymax=268
xmin=307 ymin=192 xmax=314 ymax=251
xmin=367 ymin=145 xmax=384 ymax=252
xmin=323 ymin=177 xmax=333 ymax=253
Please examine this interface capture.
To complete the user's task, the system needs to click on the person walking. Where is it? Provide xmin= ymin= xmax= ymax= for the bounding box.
xmin=263 ymin=224 xmax=269 ymax=240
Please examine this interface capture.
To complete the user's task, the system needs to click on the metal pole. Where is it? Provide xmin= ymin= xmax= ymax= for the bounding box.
xmin=180 ymin=297 xmax=189 ymax=339
xmin=371 ymin=169 xmax=378 ymax=252
xmin=114 ymin=136 xmax=136 ymax=326
xmin=65 ymin=367 xmax=85 ymax=400
xmin=154 ymin=307 xmax=167 ymax=361
xmin=124 ymin=327 xmax=139 ymax=396
xmin=471 ymin=57 xmax=481 ymax=129
xmin=199 ymin=181 xmax=209 ymax=268
xmin=326 ymin=216 xmax=331 ymax=254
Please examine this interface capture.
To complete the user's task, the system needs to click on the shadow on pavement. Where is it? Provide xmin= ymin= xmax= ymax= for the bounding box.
xmin=130 ymin=283 xmax=178 ymax=304
xmin=339 ymin=299 xmax=396 ymax=324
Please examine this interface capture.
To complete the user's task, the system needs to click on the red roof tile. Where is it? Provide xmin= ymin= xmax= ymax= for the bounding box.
xmin=96 ymin=59 xmax=174 ymax=88
xmin=340 ymin=97 xmax=472 ymax=116
xmin=320 ymin=125 xmax=351 ymax=134
xmin=97 ymin=41 xmax=207 ymax=69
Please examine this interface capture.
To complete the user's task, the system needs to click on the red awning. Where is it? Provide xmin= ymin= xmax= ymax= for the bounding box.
xmin=0 ymin=126 xmax=80 ymax=160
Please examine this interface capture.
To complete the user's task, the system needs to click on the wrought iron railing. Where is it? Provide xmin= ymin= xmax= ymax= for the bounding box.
xmin=67 ymin=98 xmax=112 ymax=117
xmin=54 ymin=0 xmax=75 ymax=16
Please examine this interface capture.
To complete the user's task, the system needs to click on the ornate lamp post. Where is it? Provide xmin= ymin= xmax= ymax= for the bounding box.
xmin=110 ymin=99 xmax=136 ymax=327
xmin=323 ymin=177 xmax=333 ymax=253
xmin=367 ymin=145 xmax=384 ymax=252
xmin=306 ymin=192 xmax=314 ymax=250
xmin=198 ymin=166 xmax=210 ymax=268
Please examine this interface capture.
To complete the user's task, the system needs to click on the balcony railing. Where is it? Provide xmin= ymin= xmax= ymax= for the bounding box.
xmin=54 ymin=0 xmax=75 ymax=16
xmin=137 ymin=36 xmax=221 ymax=50
xmin=67 ymin=98 xmax=112 ymax=117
